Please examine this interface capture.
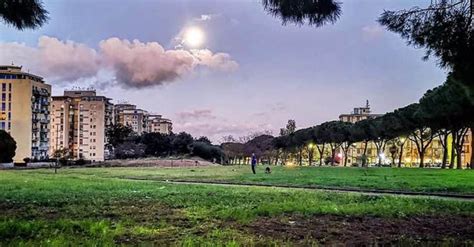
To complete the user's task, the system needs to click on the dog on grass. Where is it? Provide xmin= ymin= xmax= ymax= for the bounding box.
xmin=265 ymin=167 xmax=271 ymax=174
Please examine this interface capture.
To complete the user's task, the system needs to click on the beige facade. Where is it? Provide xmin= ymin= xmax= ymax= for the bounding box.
xmin=148 ymin=114 xmax=172 ymax=135
xmin=0 ymin=65 xmax=51 ymax=162
xmin=50 ymin=90 xmax=113 ymax=162
xmin=114 ymin=103 xmax=149 ymax=134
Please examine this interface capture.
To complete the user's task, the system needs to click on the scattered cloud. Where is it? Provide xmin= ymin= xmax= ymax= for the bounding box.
xmin=0 ymin=37 xmax=99 ymax=82
xmin=191 ymin=49 xmax=239 ymax=72
xmin=176 ymin=109 xmax=216 ymax=120
xmin=0 ymin=36 xmax=238 ymax=88
xmin=195 ymin=14 xmax=220 ymax=22
xmin=174 ymin=108 xmax=273 ymax=142
xmin=361 ymin=25 xmax=385 ymax=41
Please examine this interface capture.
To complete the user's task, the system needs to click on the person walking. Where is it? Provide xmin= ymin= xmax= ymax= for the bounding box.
xmin=251 ymin=153 xmax=257 ymax=174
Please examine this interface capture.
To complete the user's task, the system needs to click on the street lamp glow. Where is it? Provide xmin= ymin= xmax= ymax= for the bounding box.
xmin=184 ymin=27 xmax=205 ymax=48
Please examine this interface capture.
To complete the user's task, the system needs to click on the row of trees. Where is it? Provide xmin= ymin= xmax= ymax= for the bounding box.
xmin=273 ymin=76 xmax=473 ymax=169
xmin=106 ymin=124 xmax=225 ymax=162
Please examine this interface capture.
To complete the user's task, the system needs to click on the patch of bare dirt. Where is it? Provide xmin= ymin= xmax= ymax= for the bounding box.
xmin=242 ymin=214 xmax=474 ymax=245
xmin=94 ymin=157 xmax=218 ymax=168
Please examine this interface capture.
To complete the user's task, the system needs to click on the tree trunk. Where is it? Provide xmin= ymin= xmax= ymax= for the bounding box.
xmin=343 ymin=149 xmax=349 ymax=167
xmin=362 ymin=141 xmax=368 ymax=167
xmin=470 ymin=127 xmax=474 ymax=169
xmin=441 ymin=133 xmax=448 ymax=169
xmin=456 ymin=149 xmax=463 ymax=169
xmin=450 ymin=131 xmax=457 ymax=169
xmin=398 ymin=143 xmax=404 ymax=168
xmin=330 ymin=145 xmax=336 ymax=166
xmin=298 ymin=147 xmax=303 ymax=166
xmin=317 ymin=144 xmax=325 ymax=166
xmin=419 ymin=151 xmax=425 ymax=168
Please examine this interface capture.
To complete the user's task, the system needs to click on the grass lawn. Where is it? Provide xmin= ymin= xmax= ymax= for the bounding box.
xmin=45 ymin=165 xmax=474 ymax=195
xmin=1 ymin=167 xmax=474 ymax=245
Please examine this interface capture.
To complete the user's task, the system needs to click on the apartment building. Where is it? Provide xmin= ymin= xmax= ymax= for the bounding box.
xmin=0 ymin=65 xmax=51 ymax=162
xmin=148 ymin=114 xmax=172 ymax=135
xmin=114 ymin=103 xmax=149 ymax=134
xmin=50 ymin=90 xmax=113 ymax=162
xmin=338 ymin=100 xmax=383 ymax=123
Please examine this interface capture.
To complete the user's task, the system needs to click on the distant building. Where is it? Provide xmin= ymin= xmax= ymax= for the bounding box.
xmin=148 ymin=114 xmax=172 ymax=135
xmin=114 ymin=103 xmax=149 ymax=134
xmin=339 ymin=100 xmax=382 ymax=123
xmin=50 ymin=90 xmax=113 ymax=162
xmin=0 ymin=65 xmax=51 ymax=162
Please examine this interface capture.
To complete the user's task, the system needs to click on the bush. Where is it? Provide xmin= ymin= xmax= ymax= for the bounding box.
xmin=0 ymin=130 xmax=16 ymax=163
xmin=191 ymin=141 xmax=225 ymax=163
xmin=75 ymin=159 xmax=86 ymax=166
xmin=23 ymin=158 xmax=31 ymax=164
xmin=114 ymin=142 xmax=146 ymax=159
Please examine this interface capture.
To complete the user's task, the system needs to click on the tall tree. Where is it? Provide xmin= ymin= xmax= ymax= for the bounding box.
xmin=262 ymin=0 xmax=341 ymax=27
xmin=106 ymin=124 xmax=134 ymax=148
xmin=171 ymin=132 xmax=194 ymax=155
xmin=380 ymin=0 xmax=474 ymax=102
xmin=0 ymin=0 xmax=49 ymax=30
xmin=312 ymin=125 xmax=327 ymax=166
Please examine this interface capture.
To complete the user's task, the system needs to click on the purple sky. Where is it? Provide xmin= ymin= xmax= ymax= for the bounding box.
xmin=0 ymin=0 xmax=446 ymax=142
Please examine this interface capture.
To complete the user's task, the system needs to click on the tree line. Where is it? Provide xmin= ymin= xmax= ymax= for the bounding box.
xmin=106 ymin=124 xmax=225 ymax=163
xmin=271 ymin=76 xmax=473 ymax=169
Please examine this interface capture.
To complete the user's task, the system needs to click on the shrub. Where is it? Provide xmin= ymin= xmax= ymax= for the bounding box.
xmin=0 ymin=130 xmax=16 ymax=163
xmin=191 ymin=141 xmax=225 ymax=163
xmin=114 ymin=142 xmax=146 ymax=159
xmin=75 ymin=159 xmax=86 ymax=166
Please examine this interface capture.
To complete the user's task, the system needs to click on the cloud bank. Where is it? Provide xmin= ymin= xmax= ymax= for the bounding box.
xmin=0 ymin=36 xmax=238 ymax=88
xmin=174 ymin=109 xmax=273 ymax=143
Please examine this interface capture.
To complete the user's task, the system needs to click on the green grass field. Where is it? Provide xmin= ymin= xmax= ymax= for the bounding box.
xmin=42 ymin=165 xmax=474 ymax=194
xmin=1 ymin=166 xmax=474 ymax=245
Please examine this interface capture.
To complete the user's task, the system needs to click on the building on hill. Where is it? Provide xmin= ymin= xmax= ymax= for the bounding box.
xmin=148 ymin=114 xmax=172 ymax=135
xmin=339 ymin=100 xmax=382 ymax=123
xmin=114 ymin=103 xmax=149 ymax=135
xmin=50 ymin=89 xmax=113 ymax=162
xmin=0 ymin=65 xmax=51 ymax=162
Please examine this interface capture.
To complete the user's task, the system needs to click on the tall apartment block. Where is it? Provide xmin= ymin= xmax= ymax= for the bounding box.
xmin=114 ymin=103 xmax=149 ymax=134
xmin=0 ymin=65 xmax=51 ymax=162
xmin=148 ymin=114 xmax=173 ymax=135
xmin=50 ymin=90 xmax=113 ymax=162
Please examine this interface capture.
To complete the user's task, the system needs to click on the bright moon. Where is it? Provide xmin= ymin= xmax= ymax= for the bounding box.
xmin=184 ymin=27 xmax=205 ymax=47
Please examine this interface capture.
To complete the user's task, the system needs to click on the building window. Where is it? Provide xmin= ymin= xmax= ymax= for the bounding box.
xmin=1 ymin=93 xmax=5 ymax=101
xmin=1 ymin=103 xmax=5 ymax=111
xmin=0 ymin=122 xmax=5 ymax=130
xmin=1 ymin=83 xmax=5 ymax=91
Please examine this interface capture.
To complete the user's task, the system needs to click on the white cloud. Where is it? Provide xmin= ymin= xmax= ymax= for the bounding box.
xmin=0 ymin=37 xmax=99 ymax=82
xmin=174 ymin=109 xmax=273 ymax=143
xmin=0 ymin=36 xmax=238 ymax=88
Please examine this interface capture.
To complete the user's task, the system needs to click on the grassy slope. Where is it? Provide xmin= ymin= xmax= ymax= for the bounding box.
xmin=1 ymin=168 xmax=474 ymax=245
xmin=45 ymin=165 xmax=474 ymax=194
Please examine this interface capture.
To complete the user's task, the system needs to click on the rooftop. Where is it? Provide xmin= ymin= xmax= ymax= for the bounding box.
xmin=0 ymin=65 xmax=45 ymax=83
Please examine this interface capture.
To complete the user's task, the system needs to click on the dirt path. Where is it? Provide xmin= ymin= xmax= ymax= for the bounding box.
xmin=122 ymin=177 xmax=474 ymax=201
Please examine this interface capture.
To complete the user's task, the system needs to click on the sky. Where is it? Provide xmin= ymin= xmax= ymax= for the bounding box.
xmin=0 ymin=0 xmax=447 ymax=142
